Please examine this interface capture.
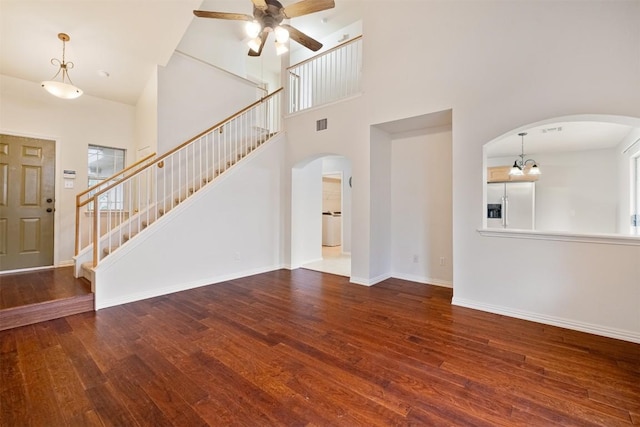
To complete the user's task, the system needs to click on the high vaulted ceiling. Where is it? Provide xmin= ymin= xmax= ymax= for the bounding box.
xmin=0 ymin=0 xmax=202 ymax=105
xmin=0 ymin=0 xmax=363 ymax=106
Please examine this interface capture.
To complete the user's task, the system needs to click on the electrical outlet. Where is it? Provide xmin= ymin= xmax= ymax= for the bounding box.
xmin=439 ymin=257 xmax=446 ymax=266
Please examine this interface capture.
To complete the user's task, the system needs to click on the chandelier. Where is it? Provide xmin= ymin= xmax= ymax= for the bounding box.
xmin=509 ymin=132 xmax=541 ymax=176
xmin=41 ymin=33 xmax=83 ymax=99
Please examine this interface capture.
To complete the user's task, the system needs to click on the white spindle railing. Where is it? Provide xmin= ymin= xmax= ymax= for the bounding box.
xmin=75 ymin=153 xmax=156 ymax=255
xmin=287 ymin=36 xmax=362 ymax=114
xmin=76 ymin=89 xmax=283 ymax=267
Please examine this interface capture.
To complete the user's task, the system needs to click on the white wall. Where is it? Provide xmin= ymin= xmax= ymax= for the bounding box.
xmin=157 ymin=51 xmax=259 ymax=154
xmin=289 ymin=20 xmax=363 ymax=66
xmin=94 ymin=134 xmax=287 ymax=309
xmin=0 ymin=75 xmax=136 ymax=266
xmin=363 ymin=0 xmax=640 ymax=342
xmin=488 ymin=148 xmax=618 ymax=234
xmin=369 ymin=126 xmax=392 ymax=282
xmin=285 ymin=0 xmax=640 ymax=342
xmin=391 ymin=127 xmax=453 ymax=287
xmin=176 ymin=7 xmax=249 ymax=80
xmin=134 ymin=69 xmax=158 ymax=159
xmin=284 ymin=97 xmax=369 ymax=279
xmin=291 ymin=157 xmax=323 ymax=267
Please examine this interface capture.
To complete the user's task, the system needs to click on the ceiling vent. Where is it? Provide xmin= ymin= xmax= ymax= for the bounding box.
xmin=542 ymin=126 xmax=563 ymax=133
xmin=316 ymin=118 xmax=328 ymax=131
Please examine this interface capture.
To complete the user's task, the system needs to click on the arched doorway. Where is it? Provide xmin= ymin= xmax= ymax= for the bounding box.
xmin=291 ymin=154 xmax=352 ymax=277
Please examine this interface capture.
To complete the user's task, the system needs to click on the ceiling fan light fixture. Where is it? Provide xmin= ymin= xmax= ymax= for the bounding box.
xmin=248 ymin=36 xmax=262 ymax=53
xmin=41 ymin=33 xmax=83 ymax=100
xmin=274 ymin=25 xmax=289 ymax=43
xmin=275 ymin=41 xmax=288 ymax=55
xmin=245 ymin=20 xmax=262 ymax=38
xmin=194 ymin=0 xmax=334 ymax=56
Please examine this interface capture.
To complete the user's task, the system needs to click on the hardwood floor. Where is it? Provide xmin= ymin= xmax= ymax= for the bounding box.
xmin=0 ymin=267 xmax=94 ymax=331
xmin=1 ymin=269 xmax=638 ymax=426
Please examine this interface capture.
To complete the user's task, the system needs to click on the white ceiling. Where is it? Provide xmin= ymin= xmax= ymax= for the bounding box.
xmin=4 ymin=0 xmax=633 ymax=156
xmin=0 ymin=0 xmax=202 ymax=105
xmin=486 ymin=121 xmax=636 ymax=157
xmin=0 ymin=0 xmax=363 ymax=105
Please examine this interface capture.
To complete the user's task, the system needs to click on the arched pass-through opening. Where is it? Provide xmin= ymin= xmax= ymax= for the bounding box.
xmin=482 ymin=114 xmax=640 ymax=239
xmin=291 ymin=154 xmax=352 ymax=277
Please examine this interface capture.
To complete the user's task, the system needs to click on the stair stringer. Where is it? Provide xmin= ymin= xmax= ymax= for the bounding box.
xmin=92 ymin=132 xmax=288 ymax=310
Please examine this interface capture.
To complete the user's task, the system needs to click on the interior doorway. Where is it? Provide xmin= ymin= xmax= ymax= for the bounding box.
xmin=291 ymin=155 xmax=351 ymax=277
xmin=0 ymin=134 xmax=56 ymax=271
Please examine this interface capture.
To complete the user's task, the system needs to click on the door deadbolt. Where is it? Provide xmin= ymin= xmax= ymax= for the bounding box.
xmin=46 ymin=198 xmax=53 ymax=203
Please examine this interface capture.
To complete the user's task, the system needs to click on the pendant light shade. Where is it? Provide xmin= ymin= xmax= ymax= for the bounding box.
xmin=509 ymin=161 xmax=523 ymax=176
xmin=509 ymin=132 xmax=541 ymax=176
xmin=248 ymin=36 xmax=262 ymax=53
xmin=41 ymin=33 xmax=83 ymax=99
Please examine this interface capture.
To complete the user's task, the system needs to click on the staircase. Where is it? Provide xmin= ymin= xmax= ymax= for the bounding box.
xmin=74 ymin=89 xmax=283 ymax=289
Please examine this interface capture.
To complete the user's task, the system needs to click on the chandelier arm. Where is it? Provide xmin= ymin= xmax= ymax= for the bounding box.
xmin=41 ymin=32 xmax=83 ymax=99
xmin=61 ymin=68 xmax=77 ymax=86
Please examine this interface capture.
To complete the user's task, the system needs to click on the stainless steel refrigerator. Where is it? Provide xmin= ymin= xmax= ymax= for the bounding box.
xmin=487 ymin=182 xmax=535 ymax=229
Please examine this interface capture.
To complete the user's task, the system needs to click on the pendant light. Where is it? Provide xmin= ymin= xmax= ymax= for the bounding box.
xmin=41 ymin=33 xmax=83 ymax=99
xmin=509 ymin=132 xmax=541 ymax=176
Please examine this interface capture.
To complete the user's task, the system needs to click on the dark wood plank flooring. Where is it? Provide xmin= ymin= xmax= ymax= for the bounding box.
xmin=0 ymin=267 xmax=93 ymax=331
xmin=1 ymin=269 xmax=638 ymax=426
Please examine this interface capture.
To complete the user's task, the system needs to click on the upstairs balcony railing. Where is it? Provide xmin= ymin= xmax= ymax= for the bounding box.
xmin=287 ymin=35 xmax=362 ymax=114
xmin=75 ymin=88 xmax=283 ymax=267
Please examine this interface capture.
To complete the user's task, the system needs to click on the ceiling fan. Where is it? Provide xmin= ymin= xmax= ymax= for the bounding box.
xmin=194 ymin=0 xmax=335 ymax=56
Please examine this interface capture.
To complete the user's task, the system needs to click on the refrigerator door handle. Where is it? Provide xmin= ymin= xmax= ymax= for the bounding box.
xmin=503 ymin=196 xmax=508 ymax=228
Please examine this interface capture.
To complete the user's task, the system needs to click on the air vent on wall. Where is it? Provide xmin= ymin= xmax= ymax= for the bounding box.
xmin=317 ymin=118 xmax=328 ymax=131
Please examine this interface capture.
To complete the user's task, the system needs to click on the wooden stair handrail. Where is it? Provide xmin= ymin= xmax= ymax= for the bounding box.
xmin=87 ymin=88 xmax=283 ymax=202
xmin=75 ymin=152 xmax=156 ymax=255
xmin=76 ymin=152 xmax=157 ymax=208
xmin=75 ymin=88 xmax=283 ymax=258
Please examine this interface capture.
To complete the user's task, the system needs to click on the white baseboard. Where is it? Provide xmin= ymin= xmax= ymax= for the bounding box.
xmin=95 ymin=264 xmax=286 ymax=310
xmin=391 ymin=272 xmax=453 ymax=288
xmin=350 ymin=273 xmax=390 ymax=287
xmin=452 ymin=297 xmax=640 ymax=344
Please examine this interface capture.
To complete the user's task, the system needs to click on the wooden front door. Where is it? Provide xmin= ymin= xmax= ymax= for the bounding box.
xmin=0 ymin=134 xmax=56 ymax=271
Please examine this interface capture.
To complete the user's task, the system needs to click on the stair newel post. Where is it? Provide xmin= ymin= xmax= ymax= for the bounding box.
xmin=75 ymin=194 xmax=81 ymax=256
xmin=92 ymin=193 xmax=99 ymax=266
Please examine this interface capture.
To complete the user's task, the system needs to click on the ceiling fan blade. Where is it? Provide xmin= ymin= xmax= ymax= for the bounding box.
xmin=281 ymin=24 xmax=323 ymax=51
xmin=283 ymin=0 xmax=335 ymax=18
xmin=193 ymin=10 xmax=254 ymax=21
xmin=251 ymin=0 xmax=268 ymax=11
xmin=248 ymin=31 xmax=269 ymax=57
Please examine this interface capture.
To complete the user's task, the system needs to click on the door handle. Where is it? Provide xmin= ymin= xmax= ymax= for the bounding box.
xmin=46 ymin=208 xmax=53 ymax=213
